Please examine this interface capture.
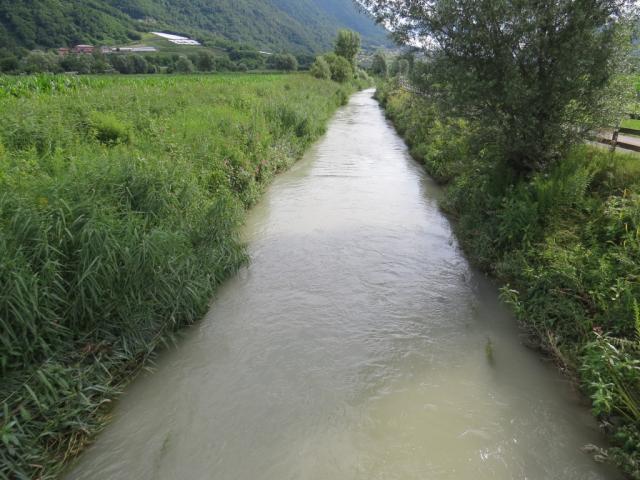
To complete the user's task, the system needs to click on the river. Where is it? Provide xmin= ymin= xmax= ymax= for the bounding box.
xmin=66 ymin=89 xmax=619 ymax=480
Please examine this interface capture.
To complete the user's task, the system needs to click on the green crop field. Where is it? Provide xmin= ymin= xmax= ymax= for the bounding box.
xmin=622 ymin=118 xmax=640 ymax=131
xmin=0 ymin=73 xmax=358 ymax=478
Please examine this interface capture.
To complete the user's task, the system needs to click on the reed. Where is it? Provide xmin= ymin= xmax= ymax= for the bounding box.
xmin=0 ymin=73 xmax=360 ymax=478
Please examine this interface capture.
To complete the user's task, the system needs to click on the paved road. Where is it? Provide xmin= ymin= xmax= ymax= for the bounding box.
xmin=617 ymin=133 xmax=640 ymax=148
xmin=597 ymin=130 xmax=640 ymax=154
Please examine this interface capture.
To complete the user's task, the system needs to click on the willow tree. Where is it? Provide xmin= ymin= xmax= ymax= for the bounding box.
xmin=371 ymin=51 xmax=388 ymax=77
xmin=361 ymin=0 xmax=635 ymax=173
xmin=335 ymin=29 xmax=361 ymax=67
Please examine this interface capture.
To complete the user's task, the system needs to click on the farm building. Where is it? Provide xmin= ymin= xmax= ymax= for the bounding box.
xmin=72 ymin=45 xmax=94 ymax=54
xmin=131 ymin=46 xmax=158 ymax=52
xmin=102 ymin=46 xmax=158 ymax=54
xmin=151 ymin=32 xmax=201 ymax=46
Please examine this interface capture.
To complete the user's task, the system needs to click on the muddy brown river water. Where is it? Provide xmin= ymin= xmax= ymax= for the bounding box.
xmin=67 ymin=89 xmax=619 ymax=480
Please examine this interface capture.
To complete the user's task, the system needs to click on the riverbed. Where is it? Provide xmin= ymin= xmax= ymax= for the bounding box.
xmin=66 ymin=89 xmax=618 ymax=480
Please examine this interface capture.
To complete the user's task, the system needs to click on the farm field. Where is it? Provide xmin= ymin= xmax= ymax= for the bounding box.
xmin=0 ymin=73 xmax=357 ymax=478
xmin=622 ymin=117 xmax=640 ymax=131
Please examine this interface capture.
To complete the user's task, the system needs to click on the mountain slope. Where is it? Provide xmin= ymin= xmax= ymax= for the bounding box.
xmin=0 ymin=0 xmax=390 ymax=54
xmin=0 ymin=0 xmax=137 ymax=51
xmin=268 ymin=0 xmax=388 ymax=50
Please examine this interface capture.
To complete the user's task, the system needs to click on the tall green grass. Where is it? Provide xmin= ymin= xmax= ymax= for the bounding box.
xmin=377 ymin=81 xmax=640 ymax=478
xmin=0 ymin=73 xmax=358 ymax=478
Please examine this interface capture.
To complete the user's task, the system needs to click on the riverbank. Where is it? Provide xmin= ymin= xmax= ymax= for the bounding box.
xmin=0 ymin=73 xmax=364 ymax=478
xmin=65 ymin=88 xmax=618 ymax=480
xmin=376 ymin=81 xmax=640 ymax=478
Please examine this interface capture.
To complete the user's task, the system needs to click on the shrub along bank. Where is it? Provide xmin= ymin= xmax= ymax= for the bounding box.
xmin=376 ymin=81 xmax=640 ymax=478
xmin=0 ymin=73 xmax=363 ymax=478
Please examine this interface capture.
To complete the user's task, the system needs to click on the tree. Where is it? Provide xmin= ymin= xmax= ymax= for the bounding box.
xmin=110 ymin=55 xmax=131 ymax=74
xmin=267 ymin=53 xmax=298 ymax=71
xmin=19 ymin=51 xmax=60 ymax=74
xmin=0 ymin=55 xmax=19 ymax=73
xmin=60 ymin=54 xmax=95 ymax=74
xmin=371 ymin=51 xmax=388 ymax=77
xmin=310 ymin=56 xmax=331 ymax=80
xmin=129 ymin=55 xmax=149 ymax=74
xmin=215 ymin=55 xmax=235 ymax=72
xmin=295 ymin=53 xmax=315 ymax=70
xmin=362 ymin=0 xmax=636 ymax=173
xmin=91 ymin=52 xmax=109 ymax=74
xmin=196 ymin=51 xmax=215 ymax=72
xmin=323 ymin=53 xmax=353 ymax=83
xmin=334 ymin=29 xmax=361 ymax=67
xmin=174 ymin=55 xmax=195 ymax=73
xmin=397 ymin=59 xmax=409 ymax=77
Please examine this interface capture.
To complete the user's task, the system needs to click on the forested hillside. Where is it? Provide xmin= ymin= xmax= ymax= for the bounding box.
xmin=0 ymin=0 xmax=390 ymax=54
xmin=0 ymin=0 xmax=137 ymax=51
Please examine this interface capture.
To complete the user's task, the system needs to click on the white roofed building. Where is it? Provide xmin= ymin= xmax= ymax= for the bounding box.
xmin=151 ymin=32 xmax=201 ymax=46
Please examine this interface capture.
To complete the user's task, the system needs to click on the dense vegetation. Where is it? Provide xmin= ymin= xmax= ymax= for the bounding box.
xmin=0 ymin=0 xmax=390 ymax=57
xmin=304 ymin=30 xmax=373 ymax=87
xmin=376 ymin=72 xmax=640 ymax=479
xmin=0 ymin=72 xmax=366 ymax=479
xmin=1 ymin=48 xmax=301 ymax=76
xmin=365 ymin=0 xmax=632 ymax=173
xmin=365 ymin=0 xmax=638 ymax=476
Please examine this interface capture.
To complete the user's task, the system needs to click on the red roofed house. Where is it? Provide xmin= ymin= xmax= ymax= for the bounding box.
xmin=72 ymin=45 xmax=94 ymax=54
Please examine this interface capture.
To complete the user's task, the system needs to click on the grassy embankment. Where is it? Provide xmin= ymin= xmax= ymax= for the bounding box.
xmin=621 ymin=76 xmax=640 ymax=132
xmin=0 ymin=73 xmax=362 ymax=478
xmin=376 ymin=81 xmax=640 ymax=478
xmin=622 ymin=118 xmax=640 ymax=131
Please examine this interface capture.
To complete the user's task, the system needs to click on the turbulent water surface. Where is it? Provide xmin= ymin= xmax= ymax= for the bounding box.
xmin=67 ymin=90 xmax=619 ymax=480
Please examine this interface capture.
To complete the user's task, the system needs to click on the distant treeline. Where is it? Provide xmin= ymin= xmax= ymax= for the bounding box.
xmin=0 ymin=48 xmax=307 ymax=75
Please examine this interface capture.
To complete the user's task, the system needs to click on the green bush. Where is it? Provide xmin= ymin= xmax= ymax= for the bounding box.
xmin=336 ymin=88 xmax=349 ymax=106
xmin=266 ymin=53 xmax=298 ymax=71
xmin=19 ymin=51 xmax=60 ymax=74
xmin=371 ymin=51 xmax=388 ymax=77
xmin=310 ymin=56 xmax=331 ymax=80
xmin=322 ymin=53 xmax=353 ymax=83
xmin=356 ymin=68 xmax=371 ymax=82
xmin=89 ymin=111 xmax=132 ymax=145
xmin=174 ymin=56 xmax=194 ymax=73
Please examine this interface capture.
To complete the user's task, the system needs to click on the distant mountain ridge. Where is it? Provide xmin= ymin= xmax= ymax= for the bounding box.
xmin=0 ymin=0 xmax=390 ymax=54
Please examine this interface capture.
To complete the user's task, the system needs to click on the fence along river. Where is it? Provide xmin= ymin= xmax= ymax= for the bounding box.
xmin=66 ymin=89 xmax=620 ymax=480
